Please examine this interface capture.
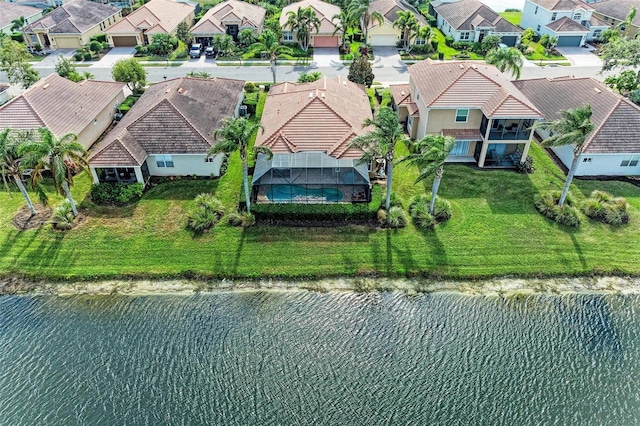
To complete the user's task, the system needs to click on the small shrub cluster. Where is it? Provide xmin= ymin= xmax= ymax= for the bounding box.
xmin=90 ymin=182 xmax=144 ymax=205
xmin=187 ymin=193 xmax=224 ymax=233
xmin=227 ymin=211 xmax=256 ymax=227
xmin=516 ymin=155 xmax=535 ymax=174
xmin=581 ymin=190 xmax=629 ymax=225
xmin=534 ymin=191 xmax=581 ymax=227
xmin=52 ymin=200 xmax=75 ymax=230
xmin=409 ymin=194 xmax=452 ymax=229
xmin=117 ymin=95 xmax=138 ymax=112
xmin=378 ymin=206 xmax=408 ymax=228
xmin=444 ymin=36 xmax=454 ymax=47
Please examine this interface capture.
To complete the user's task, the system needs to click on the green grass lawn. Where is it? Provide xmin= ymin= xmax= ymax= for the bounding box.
xmin=523 ymin=41 xmax=566 ymax=61
xmin=499 ymin=12 xmax=522 ymax=26
xmin=432 ymin=28 xmax=484 ymax=60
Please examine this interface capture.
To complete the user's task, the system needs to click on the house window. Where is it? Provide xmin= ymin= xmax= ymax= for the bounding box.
xmin=460 ymin=31 xmax=471 ymax=40
xmin=551 ymin=12 xmax=557 ymax=21
xmin=534 ymin=6 xmax=538 ymax=14
xmin=450 ymin=140 xmax=470 ymax=156
xmin=593 ymin=29 xmax=602 ymax=39
xmin=573 ymin=12 xmax=582 ymax=22
xmin=30 ymin=34 xmax=38 ymax=44
xmin=583 ymin=157 xmax=592 ymax=163
xmin=156 ymin=154 xmax=174 ymax=167
xmin=415 ymin=38 xmax=426 ymax=45
xmin=455 ymin=109 xmax=469 ymax=123
xmin=621 ymin=156 xmax=639 ymax=167
xmin=283 ymin=31 xmax=293 ymax=41
xmin=205 ymin=156 xmax=214 ymax=163
xmin=407 ymin=115 xmax=413 ymax=129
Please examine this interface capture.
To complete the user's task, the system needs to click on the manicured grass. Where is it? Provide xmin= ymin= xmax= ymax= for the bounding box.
xmin=499 ymin=12 xmax=522 ymax=26
xmin=432 ymin=28 xmax=484 ymax=60
xmin=523 ymin=41 xmax=566 ymax=61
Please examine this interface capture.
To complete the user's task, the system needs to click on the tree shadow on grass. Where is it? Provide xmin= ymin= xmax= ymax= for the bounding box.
xmin=569 ymin=232 xmax=588 ymax=270
xmin=20 ymin=232 xmax=72 ymax=269
xmin=0 ymin=227 xmax=44 ymax=265
xmin=143 ymin=179 xmax=218 ymax=200
xmin=232 ymin=228 xmax=246 ymax=275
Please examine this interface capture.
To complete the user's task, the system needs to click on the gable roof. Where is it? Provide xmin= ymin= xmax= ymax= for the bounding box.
xmin=528 ymin=0 xmax=594 ymax=11
xmin=593 ymin=0 xmax=640 ymax=27
xmin=255 ymin=76 xmax=372 ymax=160
xmin=513 ymin=76 xmax=640 ymax=154
xmin=192 ymin=0 xmax=266 ymax=35
xmin=280 ymin=0 xmax=340 ymax=32
xmin=409 ymin=59 xmax=543 ymax=118
xmin=389 ymin=84 xmax=419 ymax=116
xmin=88 ymin=77 xmax=244 ymax=167
xmin=546 ymin=16 xmax=589 ymax=32
xmin=0 ymin=74 xmax=125 ymax=139
xmin=0 ymin=3 xmax=42 ymax=30
xmin=434 ymin=0 xmax=521 ymax=33
xmin=368 ymin=0 xmax=427 ymax=27
xmin=23 ymin=0 xmax=119 ymax=34
xmin=106 ymin=0 xmax=194 ymax=35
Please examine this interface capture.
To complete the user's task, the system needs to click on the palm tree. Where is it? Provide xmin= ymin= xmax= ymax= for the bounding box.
xmin=393 ymin=11 xmax=419 ymax=52
xmin=332 ymin=10 xmax=354 ymax=51
xmin=486 ymin=47 xmax=523 ymax=80
xmin=0 ymin=129 xmax=37 ymax=216
xmin=11 ymin=16 xmax=26 ymax=33
xmin=417 ymin=26 xmax=432 ymax=47
xmin=534 ymin=105 xmax=595 ymax=206
xmin=285 ymin=7 xmax=320 ymax=52
xmin=213 ymin=34 xmax=235 ymax=56
xmin=400 ymin=135 xmax=454 ymax=215
xmin=347 ymin=107 xmax=405 ymax=211
xmin=348 ymin=0 xmax=384 ymax=44
xmin=19 ymin=127 xmax=87 ymax=216
xmin=250 ymin=30 xmax=292 ymax=84
xmin=209 ymin=117 xmax=272 ymax=212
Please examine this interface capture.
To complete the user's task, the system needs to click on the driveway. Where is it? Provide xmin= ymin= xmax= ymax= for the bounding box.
xmin=34 ymin=49 xmax=76 ymax=67
xmin=89 ymin=47 xmax=136 ymax=68
xmin=312 ymin=48 xmax=341 ymax=68
xmin=372 ymin=46 xmax=406 ymax=72
xmin=555 ymin=46 xmax=603 ymax=67
xmin=181 ymin=55 xmax=217 ymax=68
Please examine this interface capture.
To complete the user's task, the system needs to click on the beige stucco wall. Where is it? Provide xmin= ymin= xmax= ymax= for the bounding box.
xmin=425 ymin=109 xmax=483 ymax=134
xmin=146 ymin=153 xmax=224 ymax=177
xmin=76 ymin=90 xmax=127 ymax=150
xmin=27 ymin=11 xmax=122 ymax=49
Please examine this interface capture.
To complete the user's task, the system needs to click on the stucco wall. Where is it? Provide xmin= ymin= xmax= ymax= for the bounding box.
xmin=146 ymin=153 xmax=224 ymax=177
xmin=552 ymin=145 xmax=640 ymax=176
xmin=76 ymin=90 xmax=126 ymax=150
xmin=425 ymin=108 xmax=483 ymax=134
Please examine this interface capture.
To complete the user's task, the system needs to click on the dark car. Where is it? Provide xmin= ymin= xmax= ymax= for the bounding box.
xmin=189 ymin=43 xmax=203 ymax=58
xmin=205 ymin=46 xmax=215 ymax=58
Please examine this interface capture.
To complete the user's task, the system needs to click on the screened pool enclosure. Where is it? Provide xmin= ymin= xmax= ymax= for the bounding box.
xmin=252 ymin=152 xmax=371 ymax=204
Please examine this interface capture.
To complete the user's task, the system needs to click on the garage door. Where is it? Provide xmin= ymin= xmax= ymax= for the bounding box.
xmin=556 ymin=35 xmax=582 ymax=47
xmin=369 ymin=34 xmax=397 ymax=46
xmin=313 ymin=36 xmax=338 ymax=47
xmin=500 ymin=36 xmax=518 ymax=46
xmin=112 ymin=36 xmax=138 ymax=47
xmin=54 ymin=37 xmax=81 ymax=49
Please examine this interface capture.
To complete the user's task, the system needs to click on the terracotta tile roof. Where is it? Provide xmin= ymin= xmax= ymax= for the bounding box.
xmin=408 ymin=59 xmax=543 ymax=118
xmin=256 ymin=76 xmax=372 ymax=159
xmin=593 ymin=0 xmax=640 ymax=27
xmin=0 ymin=74 xmax=125 ymax=143
xmin=89 ymin=77 xmax=244 ymax=167
xmin=23 ymin=0 xmax=119 ymax=34
xmin=0 ymin=3 xmax=41 ymax=29
xmin=368 ymin=0 xmax=427 ymax=27
xmin=546 ymin=16 xmax=588 ymax=32
xmin=529 ymin=0 xmax=594 ymax=11
xmin=434 ymin=0 xmax=521 ymax=33
xmin=192 ymin=0 xmax=266 ymax=35
xmin=106 ymin=0 xmax=194 ymax=35
xmin=280 ymin=0 xmax=340 ymax=34
xmin=513 ymin=76 xmax=640 ymax=154
xmin=389 ymin=83 xmax=419 ymax=115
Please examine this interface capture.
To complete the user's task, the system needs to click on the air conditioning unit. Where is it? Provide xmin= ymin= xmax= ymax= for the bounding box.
xmin=239 ymin=105 xmax=247 ymax=117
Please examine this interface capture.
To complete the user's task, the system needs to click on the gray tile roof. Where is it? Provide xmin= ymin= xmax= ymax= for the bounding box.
xmin=546 ymin=16 xmax=588 ymax=32
xmin=433 ymin=0 xmax=521 ymax=33
xmin=0 ymin=3 xmax=42 ymax=29
xmin=513 ymin=76 xmax=640 ymax=154
xmin=593 ymin=0 xmax=640 ymax=27
xmin=529 ymin=0 xmax=594 ymax=11
xmin=24 ymin=0 xmax=119 ymax=34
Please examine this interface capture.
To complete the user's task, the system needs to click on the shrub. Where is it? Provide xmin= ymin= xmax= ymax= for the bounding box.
xmin=382 ymin=206 xmax=408 ymax=228
xmin=516 ymin=155 xmax=535 ymax=174
xmin=90 ymin=182 xmax=144 ymax=204
xmin=227 ymin=211 xmax=256 ymax=227
xmin=11 ymin=33 xmax=24 ymax=43
xmin=83 ymin=52 xmax=92 ymax=61
xmin=52 ymin=200 xmax=75 ymax=230
xmin=91 ymin=33 xmax=107 ymax=43
xmin=187 ymin=193 xmax=224 ymax=233
xmin=389 ymin=191 xmax=404 ymax=209
xmin=452 ymin=41 xmax=472 ymax=51
xmin=534 ymin=191 xmax=581 ymax=227
xmin=444 ymin=36 xmax=454 ymax=47
xmin=88 ymin=40 xmax=103 ymax=54
xmin=581 ymin=190 xmax=629 ymax=225
xmin=101 ymin=42 xmax=110 ymax=50
xmin=244 ymin=81 xmax=257 ymax=93
xmin=74 ymin=52 xmax=83 ymax=61
xmin=408 ymin=196 xmax=434 ymax=230
xmin=377 ymin=208 xmax=387 ymax=223
xmin=409 ymin=194 xmax=452 ymax=224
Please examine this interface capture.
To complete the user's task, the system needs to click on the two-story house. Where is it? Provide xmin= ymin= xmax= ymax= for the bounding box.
xmin=191 ymin=0 xmax=266 ymax=45
xmin=280 ymin=0 xmax=341 ymax=47
xmin=592 ymin=0 xmax=640 ymax=38
xmin=391 ymin=60 xmax=544 ymax=168
xmin=520 ymin=0 xmax=609 ymax=46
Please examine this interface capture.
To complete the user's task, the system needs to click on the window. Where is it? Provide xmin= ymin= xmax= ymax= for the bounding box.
xmin=460 ymin=31 xmax=470 ymax=40
xmin=551 ymin=12 xmax=557 ymax=21
xmin=573 ymin=12 xmax=582 ymax=22
xmin=407 ymin=115 xmax=413 ymax=129
xmin=536 ymin=24 xmax=541 ymax=32
xmin=156 ymin=154 xmax=174 ymax=168
xmin=621 ymin=156 xmax=639 ymax=167
xmin=583 ymin=157 xmax=592 ymax=163
xmin=415 ymin=38 xmax=426 ymax=45
xmin=455 ymin=109 xmax=469 ymax=123
xmin=283 ymin=31 xmax=293 ymax=41
xmin=593 ymin=29 xmax=602 ymax=39
xmin=30 ymin=34 xmax=38 ymax=44
xmin=450 ymin=140 xmax=470 ymax=156
xmin=534 ymin=6 xmax=538 ymax=14
xmin=205 ymin=156 xmax=214 ymax=163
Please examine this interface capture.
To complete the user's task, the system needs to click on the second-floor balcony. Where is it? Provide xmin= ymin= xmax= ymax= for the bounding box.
xmin=480 ymin=116 xmax=534 ymax=141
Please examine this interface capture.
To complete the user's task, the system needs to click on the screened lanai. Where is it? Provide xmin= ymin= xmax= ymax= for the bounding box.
xmin=252 ymin=152 xmax=371 ymax=204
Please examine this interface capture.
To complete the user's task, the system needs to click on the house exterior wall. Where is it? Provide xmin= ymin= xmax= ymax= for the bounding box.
xmin=367 ymin=23 xmax=400 ymax=44
xmin=521 ymin=0 xmax=594 ymax=40
xmin=146 ymin=153 xmax=225 ymax=177
xmin=26 ymin=11 xmax=122 ymax=49
xmin=425 ymin=108 xmax=483 ymax=134
xmin=75 ymin=89 xmax=127 ymax=150
xmin=550 ymin=142 xmax=640 ymax=176
xmin=1 ymin=10 xmax=43 ymax=35
xmin=592 ymin=12 xmax=639 ymax=37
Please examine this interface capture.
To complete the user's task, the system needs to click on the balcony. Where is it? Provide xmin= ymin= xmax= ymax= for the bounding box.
xmin=480 ymin=117 xmax=533 ymax=141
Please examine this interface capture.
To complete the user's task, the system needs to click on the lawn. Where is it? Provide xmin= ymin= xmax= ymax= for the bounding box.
xmin=432 ymin=28 xmax=484 ymax=60
xmin=523 ymin=41 xmax=566 ymax=61
xmin=499 ymin=12 xmax=522 ymax=26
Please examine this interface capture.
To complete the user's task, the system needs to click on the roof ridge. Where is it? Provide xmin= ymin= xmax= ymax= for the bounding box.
xmin=327 ymin=130 xmax=354 ymax=156
xmin=328 ymin=131 xmax=357 ymax=158
xmin=164 ymin=94 xmax=212 ymax=146
xmin=582 ymin=99 xmax=618 ymax=153
xmin=258 ymin=95 xmax=317 ymax=146
xmin=20 ymin=95 xmax=46 ymax=128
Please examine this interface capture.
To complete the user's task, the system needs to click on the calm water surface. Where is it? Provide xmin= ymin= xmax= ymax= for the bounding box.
xmin=0 ymin=291 xmax=639 ymax=425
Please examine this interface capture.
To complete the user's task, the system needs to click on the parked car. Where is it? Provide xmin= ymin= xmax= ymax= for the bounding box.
xmin=189 ymin=43 xmax=203 ymax=58
xmin=205 ymin=46 xmax=215 ymax=58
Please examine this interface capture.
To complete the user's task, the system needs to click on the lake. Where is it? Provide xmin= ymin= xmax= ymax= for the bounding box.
xmin=0 ymin=291 xmax=638 ymax=425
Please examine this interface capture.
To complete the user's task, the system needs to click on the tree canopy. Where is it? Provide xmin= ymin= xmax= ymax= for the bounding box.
xmin=0 ymin=38 xmax=39 ymax=89
xmin=111 ymin=58 xmax=146 ymax=93
xmin=348 ymin=54 xmax=374 ymax=87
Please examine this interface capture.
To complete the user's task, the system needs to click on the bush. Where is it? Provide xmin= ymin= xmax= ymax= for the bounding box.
xmin=227 ymin=211 xmax=256 ymax=227
xmin=244 ymin=81 xmax=257 ymax=93
xmin=444 ymin=36 xmax=454 ymax=47
xmin=90 ymin=182 xmax=144 ymax=204
xmin=187 ymin=193 xmax=224 ymax=233
xmin=389 ymin=191 xmax=404 ymax=209
xmin=409 ymin=194 xmax=452 ymax=224
xmin=10 ymin=33 xmax=24 ymax=43
xmin=534 ymin=191 xmax=581 ymax=227
xmin=382 ymin=206 xmax=408 ymax=228
xmin=74 ymin=52 xmax=83 ymax=61
xmin=452 ymin=41 xmax=472 ymax=51
xmin=581 ymin=190 xmax=629 ymax=225
xmin=91 ymin=33 xmax=108 ymax=43
xmin=101 ymin=42 xmax=110 ymax=50
xmin=52 ymin=200 xmax=75 ymax=230
xmin=408 ymin=195 xmax=434 ymax=230
xmin=83 ymin=52 xmax=92 ymax=61
xmin=88 ymin=40 xmax=103 ymax=54
xmin=516 ymin=155 xmax=535 ymax=174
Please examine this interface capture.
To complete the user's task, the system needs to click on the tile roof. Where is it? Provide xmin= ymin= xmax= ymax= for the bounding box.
xmin=593 ymin=0 xmax=640 ymax=27
xmin=88 ymin=77 xmax=244 ymax=167
xmin=546 ymin=16 xmax=588 ymax=32
xmin=280 ymin=0 xmax=340 ymax=33
xmin=255 ymin=76 xmax=373 ymax=159
xmin=0 ymin=74 xmax=125 ymax=142
xmin=442 ymin=129 xmax=484 ymax=140
xmin=513 ymin=76 xmax=640 ymax=154
xmin=434 ymin=0 xmax=521 ymax=33
xmin=24 ymin=0 xmax=119 ymax=34
xmin=106 ymin=0 xmax=194 ymax=35
xmin=368 ymin=0 xmax=427 ymax=27
xmin=0 ymin=3 xmax=42 ymax=29
xmin=409 ymin=59 xmax=543 ymax=118
xmin=389 ymin=83 xmax=419 ymax=115
xmin=192 ymin=0 xmax=266 ymax=35
xmin=529 ymin=0 xmax=594 ymax=11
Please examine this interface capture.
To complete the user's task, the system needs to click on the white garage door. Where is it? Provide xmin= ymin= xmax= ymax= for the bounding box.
xmin=369 ymin=34 xmax=397 ymax=46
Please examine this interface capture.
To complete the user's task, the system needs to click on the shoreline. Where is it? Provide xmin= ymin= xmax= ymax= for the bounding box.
xmin=2 ymin=276 xmax=640 ymax=297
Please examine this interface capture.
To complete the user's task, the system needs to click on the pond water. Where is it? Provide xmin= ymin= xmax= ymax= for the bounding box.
xmin=0 ymin=291 xmax=639 ymax=425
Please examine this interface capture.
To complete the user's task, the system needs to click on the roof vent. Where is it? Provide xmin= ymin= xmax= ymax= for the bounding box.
xmin=594 ymin=87 xmax=601 ymax=93
xmin=178 ymin=87 xmax=184 ymax=94
xmin=472 ymin=64 xmax=477 ymax=69
xmin=42 ymin=83 xmax=50 ymax=89
xmin=320 ymin=92 xmax=325 ymax=98
xmin=401 ymin=91 xmax=406 ymax=96
xmin=343 ymin=81 xmax=347 ymax=86
xmin=459 ymin=64 xmax=464 ymax=69
xmin=308 ymin=92 xmax=314 ymax=98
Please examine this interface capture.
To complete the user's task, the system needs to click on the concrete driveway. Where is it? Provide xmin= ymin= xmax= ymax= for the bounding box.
xmin=34 ymin=49 xmax=76 ymax=67
xmin=89 ymin=47 xmax=136 ymax=68
xmin=312 ymin=48 xmax=341 ymax=68
xmin=372 ymin=46 xmax=405 ymax=70
xmin=555 ymin=46 xmax=603 ymax=67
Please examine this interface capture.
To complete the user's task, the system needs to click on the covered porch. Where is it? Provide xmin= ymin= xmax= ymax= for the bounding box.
xmin=442 ymin=128 xmax=530 ymax=168
xmin=90 ymin=163 xmax=150 ymax=185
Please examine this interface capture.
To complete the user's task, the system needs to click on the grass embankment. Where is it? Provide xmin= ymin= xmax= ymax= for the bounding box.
xmin=1 ymin=91 xmax=640 ymax=280
xmin=499 ymin=12 xmax=522 ymax=26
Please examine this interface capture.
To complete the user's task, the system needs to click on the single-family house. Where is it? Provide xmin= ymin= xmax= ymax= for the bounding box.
xmin=280 ymin=0 xmax=341 ymax=48
xmin=367 ymin=0 xmax=427 ymax=46
xmin=520 ymin=0 xmax=609 ymax=46
xmin=252 ymin=76 xmax=373 ymax=204
xmin=514 ymin=76 xmax=640 ymax=176
xmin=391 ymin=59 xmax=544 ymax=168
xmin=88 ymin=77 xmax=245 ymax=185
xmin=431 ymin=0 xmax=523 ymax=46
xmin=191 ymin=0 xmax=266 ymax=45
xmin=0 ymin=3 xmax=43 ymax=35
xmin=592 ymin=0 xmax=640 ymax=37
xmin=0 ymin=74 xmax=127 ymax=149
xmin=23 ymin=0 xmax=121 ymax=50
xmin=105 ymin=0 xmax=196 ymax=47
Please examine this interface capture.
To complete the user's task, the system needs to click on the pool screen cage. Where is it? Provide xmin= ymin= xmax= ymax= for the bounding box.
xmin=252 ymin=152 xmax=371 ymax=204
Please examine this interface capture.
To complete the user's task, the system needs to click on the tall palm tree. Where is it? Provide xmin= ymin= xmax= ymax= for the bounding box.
xmin=250 ymin=29 xmax=292 ymax=84
xmin=285 ymin=7 xmax=320 ymax=52
xmin=0 ymin=129 xmax=37 ymax=216
xmin=332 ymin=10 xmax=354 ymax=51
xmin=347 ymin=107 xmax=405 ymax=211
xmin=534 ymin=105 xmax=595 ymax=206
xmin=393 ymin=11 xmax=419 ymax=52
xmin=348 ymin=0 xmax=384 ymax=44
xmin=209 ymin=117 xmax=272 ymax=212
xmin=19 ymin=127 xmax=87 ymax=216
xmin=486 ymin=47 xmax=523 ymax=80
xmin=417 ymin=26 xmax=432 ymax=47
xmin=11 ymin=16 xmax=26 ymax=33
xmin=400 ymin=135 xmax=454 ymax=215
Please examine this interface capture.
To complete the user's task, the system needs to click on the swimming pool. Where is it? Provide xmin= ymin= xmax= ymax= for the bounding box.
xmin=266 ymin=185 xmax=344 ymax=203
